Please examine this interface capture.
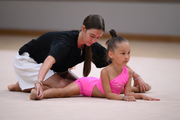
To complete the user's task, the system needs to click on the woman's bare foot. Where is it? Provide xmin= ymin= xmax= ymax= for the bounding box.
xmin=7 ymin=82 xmax=22 ymax=91
xmin=30 ymin=89 xmax=38 ymax=100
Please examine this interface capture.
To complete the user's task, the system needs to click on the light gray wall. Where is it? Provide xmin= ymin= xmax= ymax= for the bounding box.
xmin=0 ymin=1 xmax=180 ymax=36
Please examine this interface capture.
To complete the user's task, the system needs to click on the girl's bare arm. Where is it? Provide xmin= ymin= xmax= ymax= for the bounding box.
xmin=124 ymin=64 xmax=148 ymax=93
xmin=124 ymin=69 xmax=160 ymax=101
xmin=101 ymin=68 xmax=126 ymax=100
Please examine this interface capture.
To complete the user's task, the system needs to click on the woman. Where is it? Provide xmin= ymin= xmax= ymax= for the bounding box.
xmin=8 ymin=14 xmax=149 ymax=99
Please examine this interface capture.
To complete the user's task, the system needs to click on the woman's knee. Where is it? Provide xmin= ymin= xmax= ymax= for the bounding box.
xmin=58 ymin=79 xmax=69 ymax=88
xmin=43 ymin=73 xmax=68 ymax=88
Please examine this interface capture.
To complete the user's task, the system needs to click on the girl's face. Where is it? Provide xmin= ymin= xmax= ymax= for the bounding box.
xmin=82 ymin=26 xmax=104 ymax=46
xmin=109 ymin=41 xmax=131 ymax=66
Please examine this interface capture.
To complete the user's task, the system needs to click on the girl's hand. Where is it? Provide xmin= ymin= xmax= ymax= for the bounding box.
xmin=134 ymin=77 xmax=149 ymax=93
xmin=35 ymin=83 xmax=43 ymax=100
xmin=143 ymin=95 xmax=160 ymax=101
xmin=123 ymin=96 xmax=136 ymax=102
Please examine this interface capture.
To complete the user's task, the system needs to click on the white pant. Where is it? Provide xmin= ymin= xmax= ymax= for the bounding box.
xmin=13 ymin=52 xmax=54 ymax=90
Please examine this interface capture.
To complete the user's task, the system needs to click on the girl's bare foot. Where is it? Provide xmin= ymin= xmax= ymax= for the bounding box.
xmin=7 ymin=82 xmax=22 ymax=91
xmin=29 ymin=89 xmax=38 ymax=100
xmin=145 ymin=83 xmax=151 ymax=91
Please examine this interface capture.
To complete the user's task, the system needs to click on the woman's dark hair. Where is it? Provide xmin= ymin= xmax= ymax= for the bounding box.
xmin=106 ymin=29 xmax=128 ymax=62
xmin=83 ymin=14 xmax=105 ymax=77
xmin=83 ymin=14 xmax=105 ymax=31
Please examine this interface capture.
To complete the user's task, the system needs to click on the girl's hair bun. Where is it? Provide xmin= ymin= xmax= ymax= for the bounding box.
xmin=109 ymin=29 xmax=117 ymax=37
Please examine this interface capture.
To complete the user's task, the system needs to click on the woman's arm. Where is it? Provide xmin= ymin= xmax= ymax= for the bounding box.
xmin=35 ymin=55 xmax=56 ymax=99
xmin=38 ymin=55 xmax=56 ymax=82
xmin=101 ymin=68 xmax=127 ymax=100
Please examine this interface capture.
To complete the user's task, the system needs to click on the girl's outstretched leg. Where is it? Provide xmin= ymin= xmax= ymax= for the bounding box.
xmin=30 ymin=83 xmax=80 ymax=100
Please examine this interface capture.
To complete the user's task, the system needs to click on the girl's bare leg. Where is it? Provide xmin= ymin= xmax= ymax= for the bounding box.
xmin=30 ymin=83 xmax=80 ymax=100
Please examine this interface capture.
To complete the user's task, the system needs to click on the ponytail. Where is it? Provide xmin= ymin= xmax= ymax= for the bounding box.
xmin=82 ymin=14 xmax=105 ymax=76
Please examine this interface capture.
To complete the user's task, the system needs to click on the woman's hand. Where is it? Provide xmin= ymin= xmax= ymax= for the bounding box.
xmin=35 ymin=83 xmax=43 ymax=100
xmin=142 ymin=95 xmax=160 ymax=101
xmin=134 ymin=77 xmax=149 ymax=93
xmin=123 ymin=96 xmax=136 ymax=102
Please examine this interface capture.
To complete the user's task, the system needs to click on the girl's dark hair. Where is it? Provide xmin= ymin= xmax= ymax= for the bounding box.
xmin=106 ymin=29 xmax=128 ymax=62
xmin=83 ymin=14 xmax=105 ymax=77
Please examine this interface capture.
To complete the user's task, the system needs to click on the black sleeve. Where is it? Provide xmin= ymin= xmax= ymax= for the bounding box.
xmin=48 ymin=37 xmax=72 ymax=62
xmin=91 ymin=42 xmax=110 ymax=68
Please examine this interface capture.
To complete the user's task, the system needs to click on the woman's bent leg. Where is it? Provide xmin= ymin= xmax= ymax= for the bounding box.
xmin=8 ymin=82 xmax=22 ymax=91
xmin=43 ymin=73 xmax=69 ymax=88
xmin=8 ymin=82 xmax=50 ymax=92
xmin=58 ymin=70 xmax=79 ymax=84
xmin=8 ymin=73 xmax=68 ymax=92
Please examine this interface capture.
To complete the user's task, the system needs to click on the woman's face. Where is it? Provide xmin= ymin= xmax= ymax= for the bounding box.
xmin=82 ymin=27 xmax=104 ymax=46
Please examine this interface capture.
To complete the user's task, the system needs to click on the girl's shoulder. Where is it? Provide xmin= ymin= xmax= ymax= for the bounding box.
xmin=101 ymin=67 xmax=108 ymax=74
xmin=101 ymin=67 xmax=110 ymax=78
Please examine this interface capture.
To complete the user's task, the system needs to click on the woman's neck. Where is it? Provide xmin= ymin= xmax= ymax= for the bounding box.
xmin=77 ymin=31 xmax=85 ymax=48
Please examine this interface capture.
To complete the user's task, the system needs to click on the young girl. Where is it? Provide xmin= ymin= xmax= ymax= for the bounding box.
xmin=30 ymin=29 xmax=160 ymax=101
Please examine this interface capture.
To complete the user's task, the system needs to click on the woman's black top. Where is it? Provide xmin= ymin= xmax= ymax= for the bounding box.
xmin=19 ymin=30 xmax=109 ymax=72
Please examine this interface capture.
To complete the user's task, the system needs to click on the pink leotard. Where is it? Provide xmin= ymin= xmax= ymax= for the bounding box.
xmin=74 ymin=66 xmax=129 ymax=97
xmin=96 ymin=66 xmax=129 ymax=95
